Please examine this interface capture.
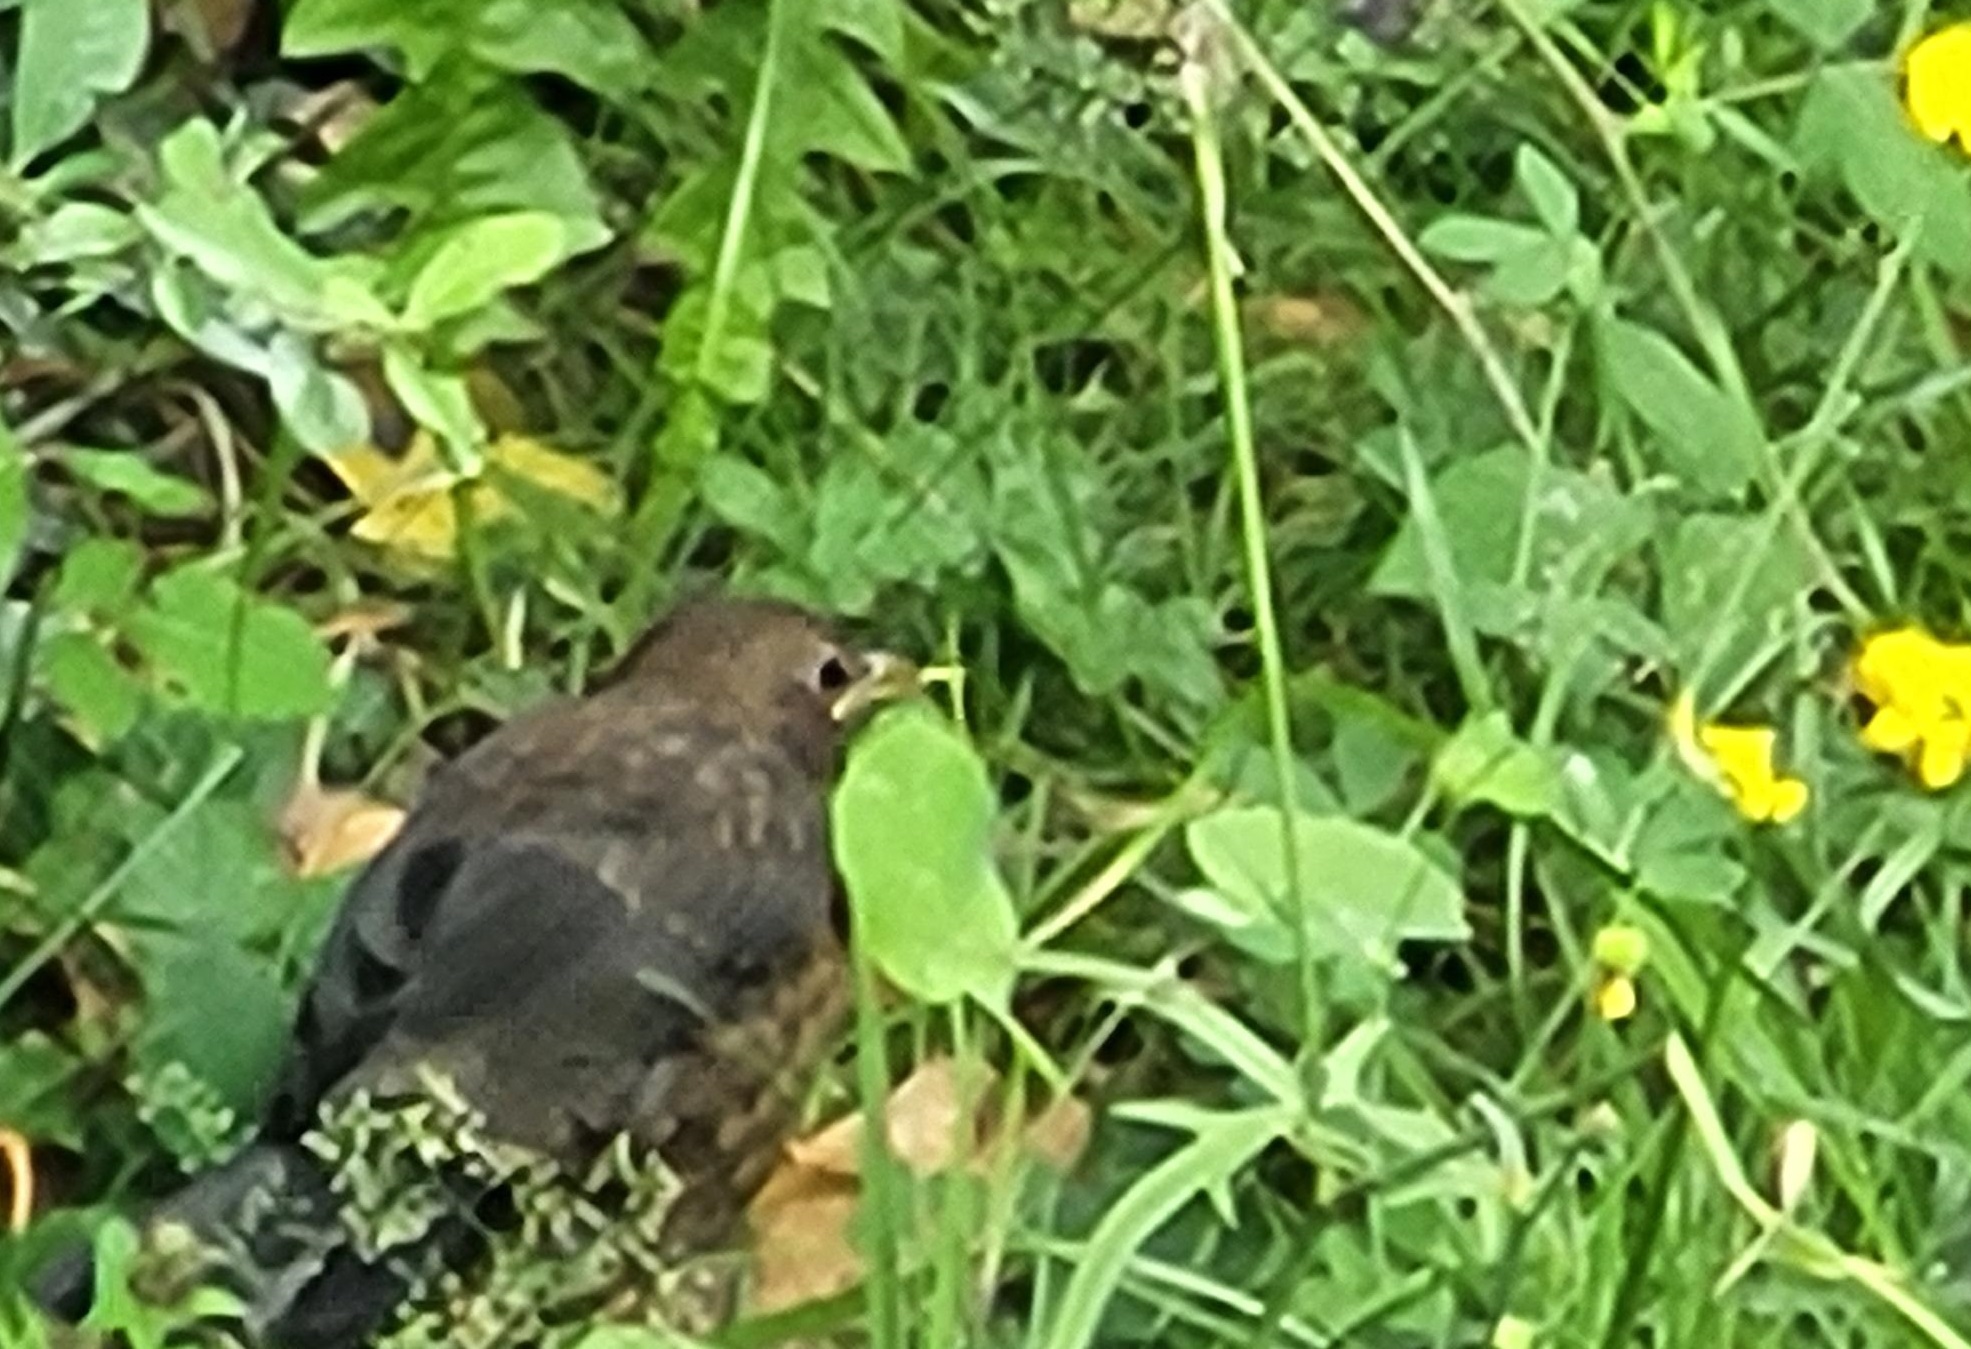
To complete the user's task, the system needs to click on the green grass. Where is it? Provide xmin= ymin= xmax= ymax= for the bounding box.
xmin=8 ymin=1 xmax=1971 ymax=1347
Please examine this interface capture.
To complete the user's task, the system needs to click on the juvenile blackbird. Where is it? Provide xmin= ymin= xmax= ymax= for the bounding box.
xmin=35 ymin=597 xmax=916 ymax=1347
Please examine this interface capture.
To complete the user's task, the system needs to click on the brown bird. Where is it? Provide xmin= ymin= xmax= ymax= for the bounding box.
xmin=35 ymin=596 xmax=917 ymax=1347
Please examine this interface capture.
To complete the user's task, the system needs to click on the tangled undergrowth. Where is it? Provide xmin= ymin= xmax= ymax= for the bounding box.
xmin=8 ymin=2 xmax=1971 ymax=1347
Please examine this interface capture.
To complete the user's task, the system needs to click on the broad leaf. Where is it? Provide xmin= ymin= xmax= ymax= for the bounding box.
xmin=127 ymin=568 xmax=335 ymax=720
xmin=11 ymin=0 xmax=149 ymax=166
xmin=403 ymin=212 xmax=575 ymax=328
xmin=285 ymin=0 xmax=652 ymax=98
xmin=832 ymin=706 xmax=1019 ymax=1008
xmin=1597 ymin=316 xmax=1762 ymax=498
xmin=1185 ymin=806 xmax=1469 ymax=965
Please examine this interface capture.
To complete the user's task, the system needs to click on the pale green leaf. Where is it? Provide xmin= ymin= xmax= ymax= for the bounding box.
xmin=403 ymin=212 xmax=571 ymax=328
xmin=1597 ymin=316 xmax=1763 ymax=497
xmin=1186 ymin=806 xmax=1469 ymax=964
xmin=11 ymin=0 xmax=149 ymax=166
xmin=63 ymin=448 xmax=212 ymax=517
xmin=832 ymin=706 xmax=1019 ymax=1008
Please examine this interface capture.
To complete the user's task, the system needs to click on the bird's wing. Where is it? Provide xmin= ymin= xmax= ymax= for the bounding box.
xmin=262 ymin=716 xmax=841 ymax=1169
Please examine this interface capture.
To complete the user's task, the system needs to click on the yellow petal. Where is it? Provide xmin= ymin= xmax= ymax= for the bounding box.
xmin=322 ymin=443 xmax=415 ymax=508
xmin=1594 ymin=974 xmax=1637 ymax=1023
xmin=1860 ymin=704 xmax=1922 ymax=754
xmin=350 ymin=487 xmax=460 ymax=559
xmin=1693 ymin=722 xmax=1809 ymax=824
xmin=1853 ymin=626 xmax=1953 ymax=708
xmin=1908 ymin=23 xmax=1971 ymax=147
xmin=1918 ymin=720 xmax=1971 ymax=791
xmin=487 ymin=435 xmax=619 ymax=513
xmin=1697 ymin=723 xmax=1777 ymax=791
xmin=1763 ymin=776 xmax=1809 ymax=826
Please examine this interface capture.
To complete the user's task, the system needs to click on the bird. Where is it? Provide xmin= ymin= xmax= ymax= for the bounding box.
xmin=33 ymin=596 xmax=918 ymax=1348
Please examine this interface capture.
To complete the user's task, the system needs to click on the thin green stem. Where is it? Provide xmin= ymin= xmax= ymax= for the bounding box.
xmin=1178 ymin=29 xmax=1319 ymax=1047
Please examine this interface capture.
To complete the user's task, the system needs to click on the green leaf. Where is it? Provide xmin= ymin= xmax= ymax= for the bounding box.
xmin=403 ymin=212 xmax=574 ymax=328
xmin=806 ymin=441 xmax=989 ymax=612
xmin=1482 ymin=237 xmax=1576 ymax=308
xmin=990 ymin=432 xmax=1220 ymax=706
xmin=140 ymin=122 xmax=331 ymax=316
xmin=41 ymin=632 xmax=143 ymax=744
xmin=131 ymin=935 xmax=291 ymax=1118
xmin=126 ymin=568 xmax=335 ymax=720
xmin=0 ymin=420 xmax=27 ymax=590
xmin=1432 ymin=711 xmax=1564 ymax=820
xmin=285 ymin=0 xmax=653 ymax=98
xmin=1515 ymin=143 xmax=1578 ymax=237
xmin=1795 ymin=66 xmax=1971 ymax=279
xmin=298 ymin=67 xmax=606 ymax=239
xmin=0 ymin=1033 xmax=85 ymax=1145
xmin=1185 ymin=806 xmax=1469 ymax=965
xmin=1597 ymin=316 xmax=1762 ymax=497
xmin=382 ymin=345 xmax=483 ymax=460
xmin=62 ymin=448 xmax=212 ymax=517
xmin=1657 ymin=511 xmax=1810 ymax=675
xmin=1371 ymin=444 xmax=1651 ymax=615
xmin=1038 ymin=1106 xmax=1293 ymax=1349
xmin=816 ymin=0 xmax=907 ymax=64
xmin=13 ymin=200 xmax=141 ymax=264
xmin=1417 ymin=215 xmax=1550 ymax=264
xmin=1766 ymin=0 xmax=1869 ymax=52
xmin=832 ymin=705 xmax=1019 ymax=1008
xmin=658 ymin=284 xmax=777 ymax=406
xmin=10 ymin=0 xmax=149 ymax=166
xmin=784 ymin=28 xmax=912 ymax=174
xmin=698 ymin=455 xmax=805 ymax=554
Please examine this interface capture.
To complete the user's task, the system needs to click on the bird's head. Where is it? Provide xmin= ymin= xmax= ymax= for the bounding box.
xmin=606 ymin=597 xmax=919 ymax=772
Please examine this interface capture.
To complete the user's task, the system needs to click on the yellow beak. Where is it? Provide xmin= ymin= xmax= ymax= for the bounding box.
xmin=830 ymin=651 xmax=922 ymax=722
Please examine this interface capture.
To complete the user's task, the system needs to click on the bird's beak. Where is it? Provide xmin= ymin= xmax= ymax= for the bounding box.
xmin=831 ymin=651 xmax=921 ymax=723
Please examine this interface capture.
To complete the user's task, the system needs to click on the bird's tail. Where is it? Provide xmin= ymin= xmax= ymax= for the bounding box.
xmin=31 ymin=1141 xmax=448 ymax=1349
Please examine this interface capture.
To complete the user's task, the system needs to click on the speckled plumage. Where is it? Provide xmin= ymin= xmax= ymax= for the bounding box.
xmin=37 ymin=598 xmax=892 ymax=1348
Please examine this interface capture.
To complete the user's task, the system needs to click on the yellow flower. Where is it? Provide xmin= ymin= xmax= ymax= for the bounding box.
xmin=324 ymin=432 xmax=618 ymax=561
xmin=1851 ymin=626 xmax=1971 ymax=790
xmin=1592 ymin=973 xmax=1638 ymax=1023
xmin=1590 ymin=923 xmax=1649 ymax=1023
xmin=1907 ymin=23 xmax=1971 ymax=150
xmin=1668 ymin=692 xmax=1810 ymax=824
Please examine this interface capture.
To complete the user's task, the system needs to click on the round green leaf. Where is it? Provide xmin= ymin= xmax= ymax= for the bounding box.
xmin=127 ymin=568 xmax=335 ymax=720
xmin=1185 ymin=806 xmax=1470 ymax=965
xmin=831 ymin=704 xmax=1019 ymax=1008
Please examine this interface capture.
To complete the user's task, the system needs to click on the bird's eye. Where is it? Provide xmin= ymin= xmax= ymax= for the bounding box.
xmin=814 ymin=652 xmax=855 ymax=694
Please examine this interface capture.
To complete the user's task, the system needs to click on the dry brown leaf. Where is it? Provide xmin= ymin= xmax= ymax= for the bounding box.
xmin=747 ymin=1059 xmax=1091 ymax=1314
xmin=315 ymin=601 xmax=415 ymax=644
xmin=156 ymin=0 xmax=257 ymax=60
xmin=276 ymin=81 xmax=379 ymax=156
xmin=784 ymin=1057 xmax=987 ymax=1180
xmin=1248 ymin=292 xmax=1370 ymax=347
xmin=1018 ymin=1094 xmax=1094 ymax=1174
xmin=280 ymin=784 xmax=406 ymax=879
xmin=746 ymin=1168 xmax=863 ymax=1315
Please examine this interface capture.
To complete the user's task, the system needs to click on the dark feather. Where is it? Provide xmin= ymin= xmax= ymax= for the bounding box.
xmin=35 ymin=599 xmax=873 ymax=1347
